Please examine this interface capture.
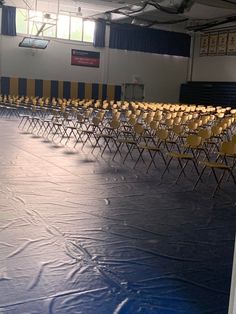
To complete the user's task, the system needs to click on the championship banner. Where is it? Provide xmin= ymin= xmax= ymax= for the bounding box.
xmin=227 ymin=32 xmax=236 ymax=55
xmin=199 ymin=34 xmax=209 ymax=56
xmin=208 ymin=33 xmax=218 ymax=55
xmin=217 ymin=32 xmax=228 ymax=55
xmin=71 ymin=49 xmax=100 ymax=68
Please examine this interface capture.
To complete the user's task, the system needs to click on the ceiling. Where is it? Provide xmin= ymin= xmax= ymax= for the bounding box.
xmin=5 ymin=0 xmax=236 ymax=32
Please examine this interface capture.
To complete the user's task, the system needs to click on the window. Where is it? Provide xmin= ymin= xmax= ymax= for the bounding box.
xmin=70 ymin=17 xmax=82 ymax=41
xmin=83 ymin=20 xmax=95 ymax=42
xmin=43 ymin=14 xmax=57 ymax=38
xmin=57 ymin=14 xmax=70 ymax=40
xmin=16 ymin=9 xmax=95 ymax=43
xmin=16 ymin=8 xmax=28 ymax=34
xmin=29 ymin=10 xmax=43 ymax=36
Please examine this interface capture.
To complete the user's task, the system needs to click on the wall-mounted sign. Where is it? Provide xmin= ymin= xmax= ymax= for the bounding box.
xmin=199 ymin=34 xmax=209 ymax=56
xmin=208 ymin=33 xmax=218 ymax=55
xmin=227 ymin=32 xmax=236 ymax=55
xmin=217 ymin=32 xmax=228 ymax=55
xmin=71 ymin=49 xmax=100 ymax=68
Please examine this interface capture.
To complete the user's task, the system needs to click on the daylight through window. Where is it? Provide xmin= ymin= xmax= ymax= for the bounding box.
xmin=16 ymin=8 xmax=95 ymax=43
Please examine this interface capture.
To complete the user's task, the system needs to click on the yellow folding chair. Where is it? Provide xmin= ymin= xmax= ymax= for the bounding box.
xmin=161 ymin=135 xmax=203 ymax=183
xmin=194 ymin=141 xmax=236 ymax=196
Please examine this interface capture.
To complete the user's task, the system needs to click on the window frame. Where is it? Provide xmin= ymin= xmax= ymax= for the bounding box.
xmin=15 ymin=8 xmax=95 ymax=44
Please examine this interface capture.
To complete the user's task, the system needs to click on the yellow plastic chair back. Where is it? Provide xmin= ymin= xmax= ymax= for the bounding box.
xmin=134 ymin=123 xmax=144 ymax=135
xmin=198 ymin=128 xmax=212 ymax=140
xmin=220 ymin=142 xmax=236 ymax=155
xmin=186 ymin=135 xmax=202 ymax=148
xmin=172 ymin=125 xmax=183 ymax=135
xmin=110 ymin=119 xmax=120 ymax=129
xmin=231 ymin=134 xmax=236 ymax=144
xmin=156 ymin=129 xmax=168 ymax=140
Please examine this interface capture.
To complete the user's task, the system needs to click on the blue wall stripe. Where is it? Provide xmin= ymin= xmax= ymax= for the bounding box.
xmin=114 ymin=85 xmax=122 ymax=101
xmin=35 ymin=80 xmax=43 ymax=97
xmin=19 ymin=78 xmax=27 ymax=96
xmin=51 ymin=80 xmax=58 ymax=98
xmin=1 ymin=77 xmax=10 ymax=95
xmin=78 ymin=82 xmax=85 ymax=99
xmin=102 ymin=84 xmax=107 ymax=100
xmin=92 ymin=83 xmax=99 ymax=100
xmin=63 ymin=81 xmax=71 ymax=99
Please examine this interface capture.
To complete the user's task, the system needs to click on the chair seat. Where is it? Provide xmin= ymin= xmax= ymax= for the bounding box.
xmin=96 ymin=134 xmax=114 ymax=138
xmin=168 ymin=152 xmax=193 ymax=159
xmin=117 ymin=139 xmax=136 ymax=144
xmin=200 ymin=161 xmax=230 ymax=169
xmin=82 ymin=130 xmax=93 ymax=134
xmin=65 ymin=126 xmax=77 ymax=129
xmin=138 ymin=143 xmax=160 ymax=151
xmin=218 ymin=152 xmax=236 ymax=158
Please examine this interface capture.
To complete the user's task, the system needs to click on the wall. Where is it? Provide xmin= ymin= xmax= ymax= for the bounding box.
xmin=192 ymin=33 xmax=236 ymax=82
xmin=229 ymin=238 xmax=236 ymax=314
xmin=0 ymin=32 xmax=189 ymax=102
xmin=108 ymin=49 xmax=188 ymax=102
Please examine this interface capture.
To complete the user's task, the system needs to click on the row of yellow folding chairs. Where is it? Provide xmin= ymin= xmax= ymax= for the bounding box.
xmin=39 ymin=103 xmax=235 ymax=147
xmin=17 ymin=101 xmax=236 ymax=197
xmin=63 ymin=108 xmax=236 ymax=197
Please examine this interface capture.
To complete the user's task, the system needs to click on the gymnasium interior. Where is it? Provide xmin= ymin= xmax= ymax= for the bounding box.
xmin=0 ymin=0 xmax=236 ymax=313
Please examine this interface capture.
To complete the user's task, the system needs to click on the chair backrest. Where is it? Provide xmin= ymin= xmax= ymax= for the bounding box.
xmin=103 ymin=102 xmax=109 ymax=109
xmin=128 ymin=115 xmax=137 ymax=126
xmin=110 ymin=119 xmax=120 ymax=129
xmin=92 ymin=116 xmax=102 ymax=126
xmin=173 ymin=117 xmax=181 ymax=125
xmin=172 ymin=124 xmax=183 ymax=135
xmin=198 ymin=128 xmax=212 ymax=139
xmin=186 ymin=135 xmax=202 ymax=148
xmin=77 ymin=113 xmax=84 ymax=123
xmin=181 ymin=115 xmax=189 ymax=124
xmin=231 ymin=134 xmax=236 ymax=144
xmin=134 ymin=123 xmax=144 ymax=135
xmin=97 ymin=110 xmax=105 ymax=120
xmin=145 ymin=116 xmax=153 ymax=126
xmin=153 ymin=111 xmax=162 ymax=121
xmin=188 ymin=121 xmax=198 ymax=131
xmin=211 ymin=125 xmax=222 ymax=136
xmin=113 ymin=111 xmax=121 ymax=120
xmin=149 ymin=120 xmax=159 ymax=130
xmin=220 ymin=142 xmax=236 ymax=155
xmin=156 ymin=128 xmax=168 ymax=140
xmin=165 ymin=118 xmax=174 ymax=128
xmin=84 ymin=108 xmax=92 ymax=118
xmin=125 ymin=110 xmax=132 ymax=118
xmin=200 ymin=115 xmax=210 ymax=125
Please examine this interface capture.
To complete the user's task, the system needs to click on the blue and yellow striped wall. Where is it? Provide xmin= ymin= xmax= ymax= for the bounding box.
xmin=0 ymin=77 xmax=122 ymax=101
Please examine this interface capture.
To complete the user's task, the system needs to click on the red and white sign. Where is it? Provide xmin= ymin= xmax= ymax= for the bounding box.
xmin=71 ymin=49 xmax=100 ymax=68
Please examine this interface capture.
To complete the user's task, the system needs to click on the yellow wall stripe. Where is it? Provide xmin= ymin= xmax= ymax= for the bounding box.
xmin=43 ymin=80 xmax=51 ymax=98
xmin=58 ymin=81 xmax=63 ymax=99
xmin=10 ymin=78 xmax=19 ymax=96
xmin=27 ymin=79 xmax=35 ymax=97
xmin=71 ymin=82 xmax=78 ymax=99
xmin=85 ymin=83 xmax=92 ymax=100
xmin=107 ymin=85 xmax=115 ymax=101
xmin=98 ymin=84 xmax=103 ymax=100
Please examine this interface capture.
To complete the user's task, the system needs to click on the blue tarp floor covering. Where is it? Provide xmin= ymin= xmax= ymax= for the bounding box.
xmin=0 ymin=119 xmax=235 ymax=314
